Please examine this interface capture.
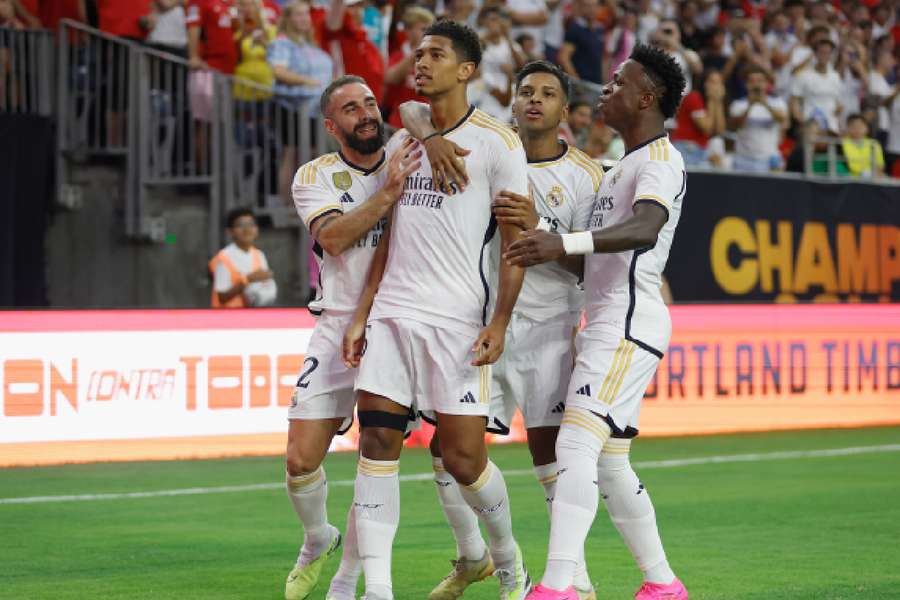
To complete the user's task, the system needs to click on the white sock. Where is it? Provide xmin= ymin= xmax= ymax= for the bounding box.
xmin=433 ymin=457 xmax=488 ymax=560
xmin=598 ymin=438 xmax=676 ymax=585
xmin=542 ymin=409 xmax=610 ymax=590
xmin=327 ymin=504 xmax=361 ymax=599
xmin=286 ymin=467 xmax=333 ymax=565
xmin=534 ymin=461 xmax=592 ymax=591
xmin=458 ymin=461 xmax=517 ymax=570
xmin=354 ymin=457 xmax=400 ymax=599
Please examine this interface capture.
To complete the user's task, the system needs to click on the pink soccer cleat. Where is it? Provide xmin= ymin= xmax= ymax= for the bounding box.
xmin=525 ymin=583 xmax=579 ymax=600
xmin=634 ymin=578 xmax=689 ymax=600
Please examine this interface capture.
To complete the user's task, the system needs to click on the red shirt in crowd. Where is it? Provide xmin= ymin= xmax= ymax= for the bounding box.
xmin=19 ymin=0 xmax=39 ymax=19
xmin=318 ymin=11 xmax=385 ymax=103
xmin=262 ymin=0 xmax=281 ymax=24
xmin=37 ymin=0 xmax=82 ymax=30
xmin=186 ymin=0 xmax=238 ymax=74
xmin=670 ymin=90 xmax=709 ymax=148
xmin=96 ymin=0 xmax=153 ymax=39
xmin=383 ymin=44 xmax=426 ymax=128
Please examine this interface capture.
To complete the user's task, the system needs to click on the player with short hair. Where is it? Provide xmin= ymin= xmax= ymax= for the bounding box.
xmin=342 ymin=19 xmax=532 ymax=600
xmin=399 ymin=59 xmax=602 ymax=600
xmin=507 ymin=44 xmax=690 ymax=600
xmin=284 ymin=74 xmax=422 ymax=600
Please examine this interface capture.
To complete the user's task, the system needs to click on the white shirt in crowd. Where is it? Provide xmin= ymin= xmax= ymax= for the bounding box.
xmin=214 ymin=243 xmax=278 ymax=307
xmin=147 ymin=6 xmax=187 ymax=48
xmin=544 ymin=0 xmax=565 ymax=52
xmin=888 ymin=96 xmax=900 ymax=155
xmin=776 ymin=44 xmax=811 ymax=98
xmin=792 ymin=66 xmax=843 ymax=132
xmin=729 ymin=96 xmax=788 ymax=161
xmin=869 ymin=71 xmax=893 ymax=132
xmin=476 ymin=39 xmax=520 ymax=123
xmin=507 ymin=0 xmax=548 ymax=54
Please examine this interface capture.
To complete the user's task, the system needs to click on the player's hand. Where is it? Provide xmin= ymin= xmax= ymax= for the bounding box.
xmin=504 ymin=230 xmax=566 ymax=267
xmin=424 ymin=134 xmax=470 ymax=195
xmin=381 ymin=137 xmax=422 ymax=202
xmin=471 ymin=322 xmax=506 ymax=366
xmin=247 ymin=269 xmax=273 ymax=282
xmin=342 ymin=319 xmax=367 ymax=368
xmin=493 ymin=190 xmax=538 ymax=230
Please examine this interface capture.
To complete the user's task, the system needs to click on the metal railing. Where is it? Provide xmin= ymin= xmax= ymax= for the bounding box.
xmin=803 ymin=135 xmax=884 ymax=179
xmin=0 ymin=26 xmax=55 ymax=116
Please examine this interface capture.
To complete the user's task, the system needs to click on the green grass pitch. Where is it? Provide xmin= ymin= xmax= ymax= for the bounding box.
xmin=2 ymin=427 xmax=900 ymax=599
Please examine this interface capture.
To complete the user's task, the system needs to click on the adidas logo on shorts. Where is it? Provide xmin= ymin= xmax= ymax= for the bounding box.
xmin=550 ymin=401 xmax=566 ymax=414
xmin=459 ymin=391 xmax=476 ymax=404
xmin=575 ymin=384 xmax=592 ymax=397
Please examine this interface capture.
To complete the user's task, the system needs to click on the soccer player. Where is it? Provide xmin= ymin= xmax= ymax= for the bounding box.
xmin=342 ymin=19 xmax=532 ymax=600
xmin=507 ymin=44 xmax=690 ymax=600
xmin=285 ymin=74 xmax=422 ymax=600
xmin=399 ymin=60 xmax=603 ymax=600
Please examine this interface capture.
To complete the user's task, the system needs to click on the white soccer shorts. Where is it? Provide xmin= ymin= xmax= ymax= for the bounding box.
xmin=288 ymin=311 xmax=356 ymax=433
xmin=489 ymin=312 xmax=580 ymax=432
xmin=354 ymin=317 xmax=491 ymax=423
xmin=564 ymin=328 xmax=663 ymax=436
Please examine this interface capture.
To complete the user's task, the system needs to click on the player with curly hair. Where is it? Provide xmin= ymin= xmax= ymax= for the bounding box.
xmin=508 ymin=44 xmax=690 ymax=600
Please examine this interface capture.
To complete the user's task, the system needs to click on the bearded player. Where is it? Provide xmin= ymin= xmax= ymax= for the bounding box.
xmin=284 ymin=75 xmax=421 ymax=600
xmin=507 ymin=45 xmax=690 ymax=600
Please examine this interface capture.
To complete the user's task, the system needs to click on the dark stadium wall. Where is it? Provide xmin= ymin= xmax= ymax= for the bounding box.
xmin=0 ymin=115 xmax=53 ymax=308
xmin=44 ymin=166 xmax=306 ymax=309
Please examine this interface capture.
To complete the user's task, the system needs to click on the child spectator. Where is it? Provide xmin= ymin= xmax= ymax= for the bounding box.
xmin=210 ymin=208 xmax=277 ymax=308
xmin=841 ymin=113 xmax=885 ymax=177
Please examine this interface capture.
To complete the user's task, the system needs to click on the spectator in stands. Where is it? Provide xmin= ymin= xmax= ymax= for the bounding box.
xmin=233 ymin=0 xmax=277 ymax=101
xmin=516 ymin=32 xmax=539 ymax=61
xmin=542 ymin=0 xmax=564 ymax=63
xmin=791 ymin=38 xmax=843 ymax=135
xmin=701 ymin=26 xmax=729 ymax=73
xmin=8 ymin=0 xmax=40 ymax=29
xmin=720 ymin=21 xmax=770 ymax=100
xmin=1 ymin=0 xmax=25 ymax=29
xmin=671 ymin=69 xmax=727 ymax=167
xmin=883 ymin=84 xmax=900 ymax=176
xmin=837 ymin=24 xmax=870 ymax=122
xmin=476 ymin=6 xmax=526 ymax=122
xmin=777 ymin=25 xmax=830 ymax=100
xmin=869 ymin=50 xmax=896 ymax=148
xmin=842 ymin=113 xmax=885 ymax=178
xmin=558 ymin=97 xmax=592 ymax=149
xmin=320 ymin=0 xmax=385 ymax=104
xmin=677 ymin=0 xmax=706 ymax=52
xmin=584 ymin=119 xmax=624 ymax=162
xmin=635 ymin=0 xmax=659 ymax=45
xmin=441 ymin=0 xmax=476 ymax=27
xmin=187 ymin=0 xmax=238 ymax=74
xmin=141 ymin=0 xmax=188 ymax=58
xmin=605 ymin=8 xmax=637 ymax=77
xmin=652 ymin=19 xmax=702 ymax=93
xmin=210 ymin=207 xmax=277 ymax=308
xmin=729 ymin=66 xmax=789 ymax=172
xmin=269 ymin=0 xmax=332 ymax=204
xmin=785 ymin=117 xmax=849 ymax=175
xmin=764 ymin=10 xmax=797 ymax=78
xmin=558 ymin=0 xmax=605 ymax=85
xmin=383 ymin=5 xmax=434 ymax=129
xmin=507 ymin=0 xmax=548 ymax=60
xmin=97 ymin=0 xmax=153 ymax=42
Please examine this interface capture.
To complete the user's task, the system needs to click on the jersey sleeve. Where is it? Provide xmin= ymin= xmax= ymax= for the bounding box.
xmin=633 ymin=158 xmax=684 ymax=218
xmin=292 ymin=163 xmax=342 ymax=230
xmin=488 ymin=137 xmax=529 ymax=198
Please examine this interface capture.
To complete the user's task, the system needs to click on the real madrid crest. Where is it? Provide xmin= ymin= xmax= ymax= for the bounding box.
xmin=547 ymin=185 xmax=564 ymax=208
xmin=332 ymin=171 xmax=352 ymax=191
xmin=611 ymin=168 xmax=622 ymax=187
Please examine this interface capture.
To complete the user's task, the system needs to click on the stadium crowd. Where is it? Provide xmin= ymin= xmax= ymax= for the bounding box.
xmin=4 ymin=0 xmax=900 ymax=176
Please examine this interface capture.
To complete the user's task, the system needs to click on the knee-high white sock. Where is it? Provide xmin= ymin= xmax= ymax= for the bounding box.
xmin=542 ymin=409 xmax=610 ymax=590
xmin=327 ymin=504 xmax=362 ymax=599
xmin=433 ymin=457 xmax=488 ymax=560
xmin=286 ymin=467 xmax=333 ymax=565
xmin=598 ymin=438 xmax=675 ymax=585
xmin=534 ymin=461 xmax=592 ymax=591
xmin=458 ymin=461 xmax=517 ymax=570
xmin=354 ymin=457 xmax=400 ymax=599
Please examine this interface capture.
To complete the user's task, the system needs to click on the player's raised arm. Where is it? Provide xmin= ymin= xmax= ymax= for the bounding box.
xmin=398 ymin=100 xmax=470 ymax=194
xmin=300 ymin=138 xmax=421 ymax=257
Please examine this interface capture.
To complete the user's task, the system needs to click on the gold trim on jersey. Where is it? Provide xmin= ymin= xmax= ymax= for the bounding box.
xmin=633 ymin=194 xmax=671 ymax=210
xmin=466 ymin=462 xmax=494 ymax=492
xmin=567 ymin=148 xmax=604 ymax=193
xmin=479 ymin=364 xmax=489 ymax=405
xmin=297 ymin=153 xmax=340 ymax=186
xmin=304 ymin=203 xmax=343 ymax=227
xmin=649 ymin=139 xmax=670 ymax=162
xmin=561 ymin=408 xmax=611 ymax=442
xmin=470 ymin=111 xmax=520 ymax=150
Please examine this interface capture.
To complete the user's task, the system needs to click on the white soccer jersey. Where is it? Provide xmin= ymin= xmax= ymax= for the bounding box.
xmin=370 ymin=107 xmax=530 ymax=335
xmin=581 ymin=134 xmax=686 ymax=357
xmin=515 ymin=143 xmax=602 ymax=320
xmin=292 ymin=151 xmax=389 ymax=314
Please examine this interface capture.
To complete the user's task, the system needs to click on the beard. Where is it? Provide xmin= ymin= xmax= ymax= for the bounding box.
xmin=341 ymin=118 xmax=385 ymax=154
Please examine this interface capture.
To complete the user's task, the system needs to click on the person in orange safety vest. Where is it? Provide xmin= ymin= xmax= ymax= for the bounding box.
xmin=209 ymin=207 xmax=277 ymax=307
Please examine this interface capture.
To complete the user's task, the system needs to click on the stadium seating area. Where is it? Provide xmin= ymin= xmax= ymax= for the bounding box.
xmin=3 ymin=0 xmax=900 ymax=178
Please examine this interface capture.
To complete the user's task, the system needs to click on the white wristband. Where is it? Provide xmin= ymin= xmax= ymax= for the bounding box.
xmin=561 ymin=231 xmax=594 ymax=255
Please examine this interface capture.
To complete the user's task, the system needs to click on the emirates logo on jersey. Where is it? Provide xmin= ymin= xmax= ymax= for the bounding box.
xmin=547 ymin=185 xmax=564 ymax=208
